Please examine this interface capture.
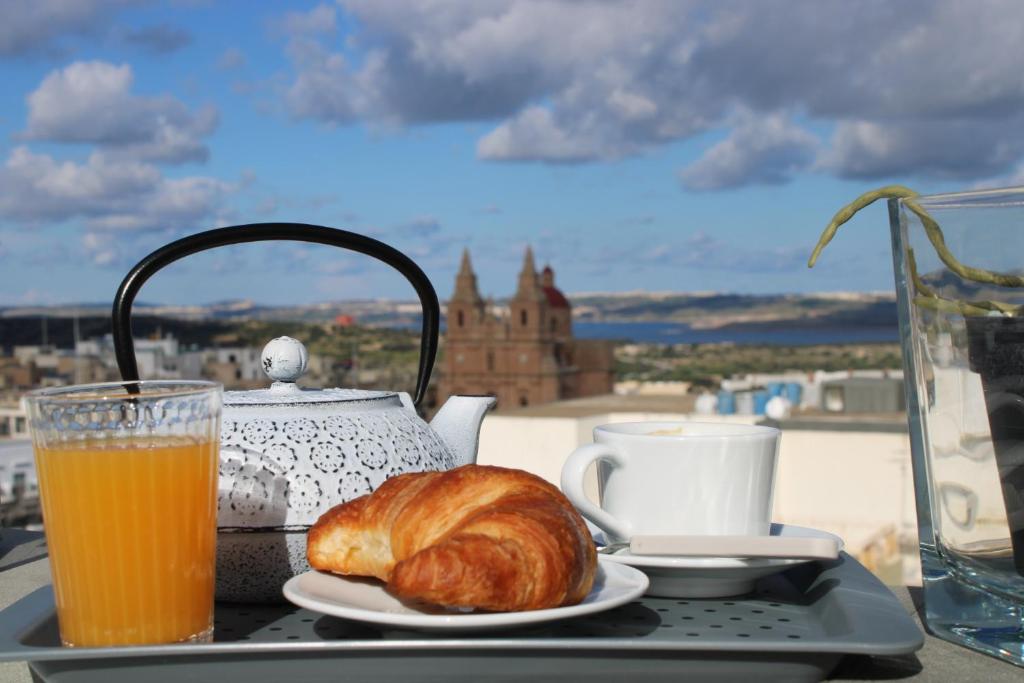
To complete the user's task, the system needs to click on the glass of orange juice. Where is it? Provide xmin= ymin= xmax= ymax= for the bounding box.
xmin=25 ymin=380 xmax=221 ymax=647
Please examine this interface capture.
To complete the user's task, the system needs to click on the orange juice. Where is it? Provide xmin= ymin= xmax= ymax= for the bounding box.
xmin=34 ymin=437 xmax=218 ymax=647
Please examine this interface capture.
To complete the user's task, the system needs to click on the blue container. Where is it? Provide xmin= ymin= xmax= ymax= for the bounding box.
xmin=753 ymin=390 xmax=771 ymax=415
xmin=767 ymin=382 xmax=785 ymax=397
xmin=784 ymin=382 xmax=803 ymax=405
xmin=717 ymin=390 xmax=736 ymax=415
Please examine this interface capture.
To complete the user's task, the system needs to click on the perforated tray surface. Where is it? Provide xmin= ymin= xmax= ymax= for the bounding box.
xmin=0 ymin=554 xmax=923 ymax=683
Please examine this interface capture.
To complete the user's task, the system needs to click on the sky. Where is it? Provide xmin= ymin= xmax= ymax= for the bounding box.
xmin=1 ymin=0 xmax=1023 ymax=307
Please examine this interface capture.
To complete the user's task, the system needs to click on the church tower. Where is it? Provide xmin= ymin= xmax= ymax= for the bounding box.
xmin=448 ymin=248 xmax=485 ymax=339
xmin=509 ymin=246 xmax=548 ymax=341
xmin=439 ymin=246 xmax=614 ymax=410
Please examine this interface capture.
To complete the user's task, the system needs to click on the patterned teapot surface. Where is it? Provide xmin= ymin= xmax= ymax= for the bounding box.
xmin=217 ymin=336 xmax=495 ymax=530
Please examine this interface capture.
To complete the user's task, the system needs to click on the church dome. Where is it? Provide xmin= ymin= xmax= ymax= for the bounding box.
xmin=541 ymin=265 xmax=569 ymax=308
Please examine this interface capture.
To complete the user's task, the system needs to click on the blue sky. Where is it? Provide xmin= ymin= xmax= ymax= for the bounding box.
xmin=1 ymin=0 xmax=1022 ymax=306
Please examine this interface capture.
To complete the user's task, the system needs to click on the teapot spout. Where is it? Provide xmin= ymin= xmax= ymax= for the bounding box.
xmin=430 ymin=395 xmax=497 ymax=467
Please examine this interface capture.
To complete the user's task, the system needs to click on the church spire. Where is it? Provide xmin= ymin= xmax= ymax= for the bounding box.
xmin=451 ymin=247 xmax=483 ymax=304
xmin=458 ymin=248 xmax=473 ymax=277
xmin=514 ymin=246 xmax=543 ymax=301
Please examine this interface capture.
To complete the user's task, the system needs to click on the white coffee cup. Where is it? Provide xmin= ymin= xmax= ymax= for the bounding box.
xmin=560 ymin=422 xmax=780 ymax=542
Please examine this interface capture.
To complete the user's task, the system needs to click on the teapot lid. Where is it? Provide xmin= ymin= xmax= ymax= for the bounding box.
xmin=222 ymin=336 xmax=396 ymax=406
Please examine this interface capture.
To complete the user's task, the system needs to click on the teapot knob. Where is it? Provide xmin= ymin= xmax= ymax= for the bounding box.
xmin=261 ymin=336 xmax=309 ymax=383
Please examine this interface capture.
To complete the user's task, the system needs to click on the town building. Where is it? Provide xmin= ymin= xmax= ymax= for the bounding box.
xmin=440 ymin=247 xmax=614 ymax=409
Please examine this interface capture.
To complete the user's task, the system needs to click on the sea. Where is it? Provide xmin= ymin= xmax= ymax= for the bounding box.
xmin=572 ymin=321 xmax=898 ymax=346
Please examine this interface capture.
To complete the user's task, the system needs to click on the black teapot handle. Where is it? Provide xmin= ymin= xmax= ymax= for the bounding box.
xmin=111 ymin=223 xmax=439 ymax=406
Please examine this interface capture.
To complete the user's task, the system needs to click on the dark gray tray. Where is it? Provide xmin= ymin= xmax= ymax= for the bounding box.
xmin=0 ymin=553 xmax=922 ymax=682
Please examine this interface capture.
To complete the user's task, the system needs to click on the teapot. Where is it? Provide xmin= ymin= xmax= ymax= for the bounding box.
xmin=112 ymin=223 xmax=496 ymax=602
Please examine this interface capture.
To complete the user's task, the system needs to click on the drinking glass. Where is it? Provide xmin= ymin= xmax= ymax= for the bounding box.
xmin=889 ymin=187 xmax=1024 ymax=666
xmin=25 ymin=381 xmax=221 ymax=647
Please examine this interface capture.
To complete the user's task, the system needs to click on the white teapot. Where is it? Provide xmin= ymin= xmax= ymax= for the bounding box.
xmin=215 ymin=336 xmax=493 ymax=601
xmin=111 ymin=223 xmax=495 ymax=602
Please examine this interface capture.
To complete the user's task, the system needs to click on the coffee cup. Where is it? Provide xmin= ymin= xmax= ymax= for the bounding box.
xmin=560 ymin=422 xmax=780 ymax=542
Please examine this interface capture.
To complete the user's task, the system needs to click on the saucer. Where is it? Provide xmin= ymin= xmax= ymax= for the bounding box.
xmin=594 ymin=523 xmax=844 ymax=598
xmin=282 ymin=557 xmax=649 ymax=632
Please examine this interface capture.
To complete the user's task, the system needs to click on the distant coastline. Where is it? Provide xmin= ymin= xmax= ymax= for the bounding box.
xmin=0 ymin=291 xmax=899 ymax=349
xmin=573 ymin=321 xmax=896 ymax=346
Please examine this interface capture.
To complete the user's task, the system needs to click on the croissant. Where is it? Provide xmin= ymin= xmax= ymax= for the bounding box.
xmin=307 ymin=464 xmax=597 ymax=612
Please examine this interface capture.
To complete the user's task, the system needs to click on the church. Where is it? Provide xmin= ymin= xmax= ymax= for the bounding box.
xmin=440 ymin=247 xmax=615 ymax=409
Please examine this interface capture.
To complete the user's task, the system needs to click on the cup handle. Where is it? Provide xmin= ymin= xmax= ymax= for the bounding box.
xmin=560 ymin=443 xmax=631 ymax=540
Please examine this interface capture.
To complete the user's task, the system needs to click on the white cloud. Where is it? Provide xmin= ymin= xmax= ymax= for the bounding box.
xmin=680 ymin=113 xmax=819 ymax=190
xmin=82 ymin=231 xmax=123 ymax=267
xmin=0 ymin=0 xmax=137 ymax=57
xmin=477 ymin=106 xmax=613 ymax=162
xmin=0 ymin=146 xmax=235 ymax=232
xmin=22 ymin=61 xmax=218 ymax=164
xmin=819 ymin=118 xmax=1024 ymax=181
xmin=274 ymin=0 xmax=1024 ymax=184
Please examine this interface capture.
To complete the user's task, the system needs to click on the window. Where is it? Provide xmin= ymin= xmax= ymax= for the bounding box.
xmin=457 ymin=310 xmax=465 ymax=327
xmin=228 ymin=354 xmax=236 ymax=363
xmin=550 ymin=318 xmax=556 ymax=332
xmin=14 ymin=417 xmax=25 ymax=433
xmin=235 ymin=369 xmax=242 ymax=380
xmin=520 ymin=309 xmax=528 ymax=326
xmin=519 ymin=395 xmax=529 ymax=406
xmin=487 ymin=351 xmax=495 ymax=371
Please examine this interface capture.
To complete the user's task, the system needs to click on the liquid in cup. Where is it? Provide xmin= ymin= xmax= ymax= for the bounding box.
xmin=26 ymin=382 xmax=221 ymax=647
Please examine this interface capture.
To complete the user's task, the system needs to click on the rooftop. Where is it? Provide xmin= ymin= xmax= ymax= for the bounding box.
xmin=495 ymin=392 xmax=697 ymax=418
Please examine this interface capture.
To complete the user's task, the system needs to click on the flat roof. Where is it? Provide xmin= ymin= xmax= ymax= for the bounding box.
xmin=766 ymin=410 xmax=909 ymax=433
xmin=493 ymin=395 xmax=908 ymax=431
xmin=495 ymin=393 xmax=696 ymax=418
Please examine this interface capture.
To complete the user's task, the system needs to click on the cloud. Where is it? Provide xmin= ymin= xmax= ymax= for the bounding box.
xmin=678 ymin=231 xmax=807 ymax=273
xmin=257 ymin=197 xmax=278 ymax=215
xmin=819 ymin=118 xmax=1024 ymax=181
xmin=274 ymin=0 xmax=1024 ymax=184
xmin=122 ymin=24 xmax=191 ymax=53
xmin=21 ymin=61 xmax=218 ymax=164
xmin=393 ymin=216 xmax=441 ymax=237
xmin=0 ymin=0 xmax=136 ymax=57
xmin=590 ymin=230 xmax=806 ymax=275
xmin=477 ymin=107 xmax=617 ymax=163
xmin=82 ymin=231 xmax=124 ymax=267
xmin=218 ymin=47 xmax=247 ymax=70
xmin=283 ymin=4 xmax=338 ymax=36
xmin=0 ymin=146 xmax=235 ymax=232
xmin=680 ymin=113 xmax=819 ymax=190
xmin=974 ymin=164 xmax=1024 ymax=190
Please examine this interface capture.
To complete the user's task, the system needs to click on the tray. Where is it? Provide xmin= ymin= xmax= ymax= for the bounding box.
xmin=0 ymin=553 xmax=922 ymax=683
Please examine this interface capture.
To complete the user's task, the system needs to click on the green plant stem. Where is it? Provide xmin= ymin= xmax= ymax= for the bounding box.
xmin=808 ymin=185 xmax=1024 ymax=316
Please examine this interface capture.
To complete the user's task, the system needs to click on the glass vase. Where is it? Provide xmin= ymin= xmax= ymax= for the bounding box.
xmin=889 ymin=187 xmax=1024 ymax=666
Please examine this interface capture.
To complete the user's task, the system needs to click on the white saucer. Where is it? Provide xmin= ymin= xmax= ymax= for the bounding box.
xmin=595 ymin=523 xmax=844 ymax=598
xmin=282 ymin=557 xmax=649 ymax=632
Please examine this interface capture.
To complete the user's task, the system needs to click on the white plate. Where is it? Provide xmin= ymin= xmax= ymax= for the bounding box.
xmin=595 ymin=523 xmax=844 ymax=598
xmin=282 ymin=558 xmax=649 ymax=632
